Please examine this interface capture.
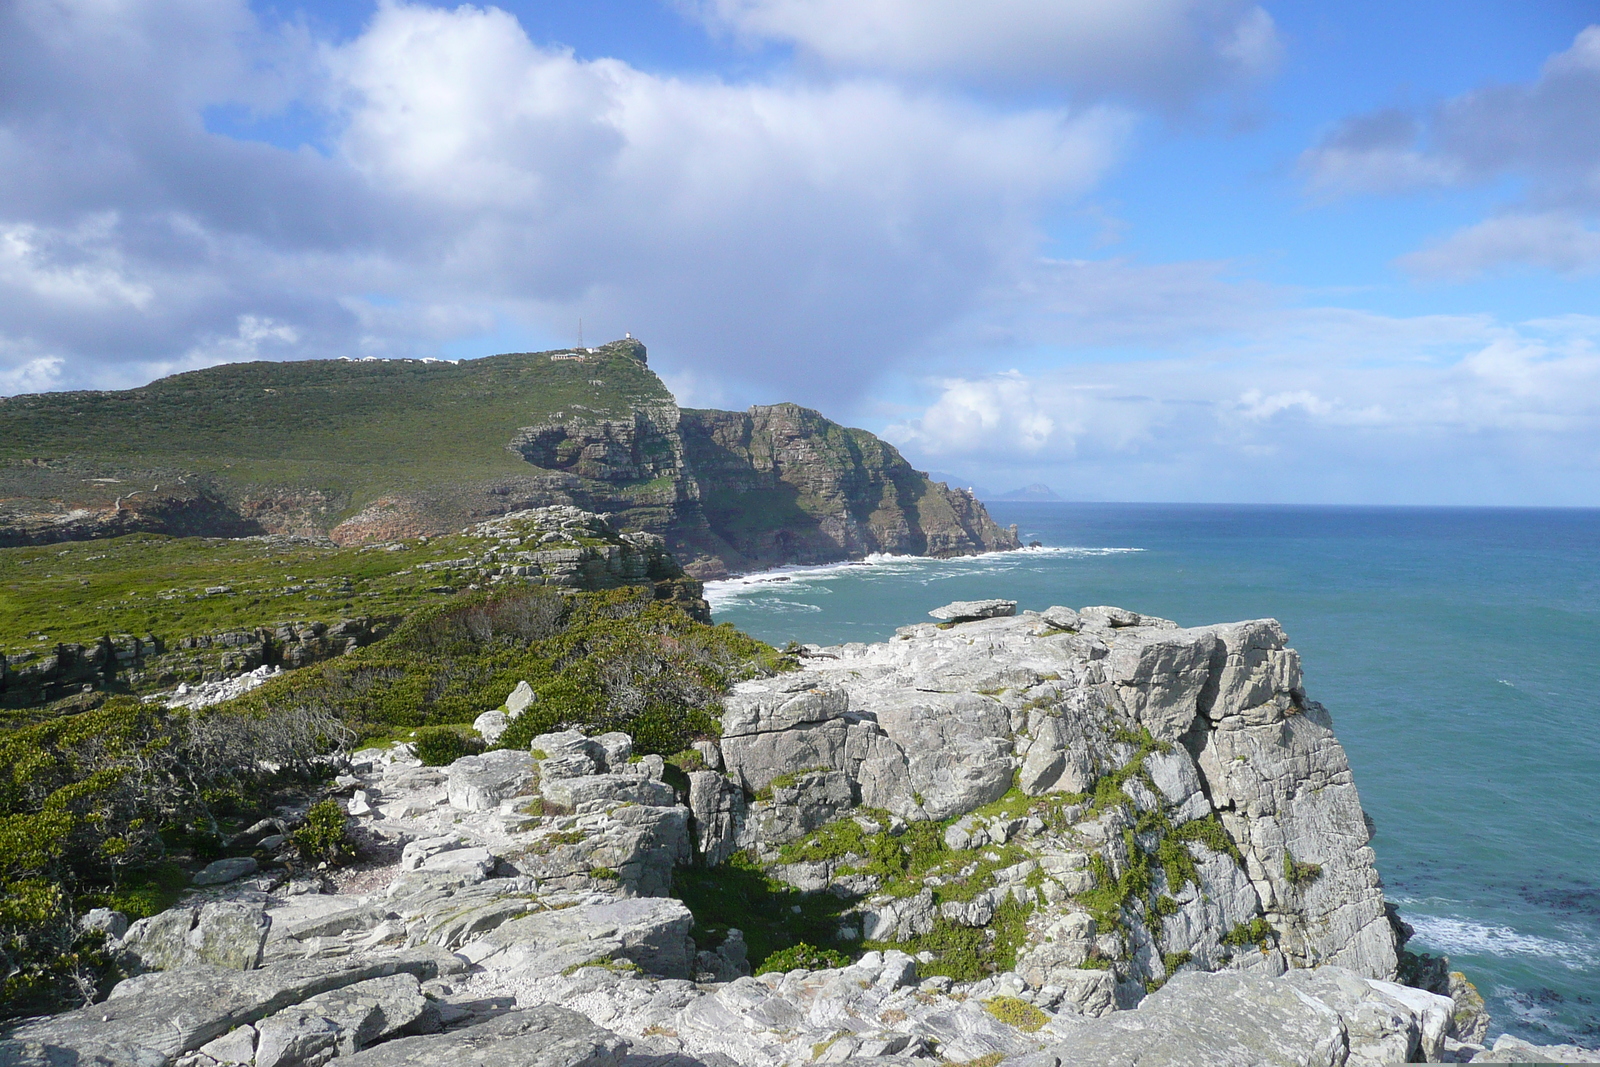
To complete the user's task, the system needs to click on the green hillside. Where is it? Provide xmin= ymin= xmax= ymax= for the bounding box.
xmin=0 ymin=340 xmax=665 ymax=510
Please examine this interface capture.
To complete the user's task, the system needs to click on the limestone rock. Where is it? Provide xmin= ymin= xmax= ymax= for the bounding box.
xmin=541 ymin=772 xmax=675 ymax=814
xmin=119 ymin=901 xmax=270 ymax=973
xmin=687 ymin=770 xmax=743 ymax=866
xmin=446 ymin=749 xmax=536 ymax=812
xmin=928 ymin=599 xmax=1017 ymax=622
xmin=473 ymin=709 xmax=508 ymax=743
xmin=463 ymin=896 xmax=696 ymax=980
xmin=1470 ymin=1035 xmax=1600 ymax=1062
xmin=1 ymin=947 xmax=464 ymax=1063
xmin=505 ymin=680 xmax=536 ymax=718
xmin=193 ymin=857 xmax=259 ymax=886
xmin=334 ymin=1005 xmax=626 ymax=1067
xmin=254 ymin=974 xmax=429 ymax=1064
xmin=1040 ymin=969 xmax=1347 ymax=1067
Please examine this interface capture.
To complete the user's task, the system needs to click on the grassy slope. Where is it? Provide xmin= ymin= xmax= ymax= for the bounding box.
xmin=0 ymin=344 xmax=669 ymax=516
xmin=0 ymin=532 xmax=482 ymax=649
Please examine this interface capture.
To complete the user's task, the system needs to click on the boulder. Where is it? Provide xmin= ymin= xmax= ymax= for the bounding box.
xmin=197 ymin=1024 xmax=257 ymax=1065
xmin=1040 ymin=605 xmax=1081 ymax=631
xmin=591 ymin=731 xmax=632 ymax=770
xmin=928 ymin=599 xmax=1017 ymax=622
xmin=254 ymin=974 xmax=429 ymax=1064
xmin=473 ymin=709 xmax=508 ymax=743
xmin=399 ymin=835 xmax=470 ymax=872
xmin=81 ymin=907 xmax=129 ymax=941
xmin=505 ymin=680 xmax=537 ymax=718
xmin=446 ymin=749 xmax=536 ymax=812
xmin=193 ymin=856 xmax=260 ymax=886
xmin=119 ymin=901 xmax=270 ymax=973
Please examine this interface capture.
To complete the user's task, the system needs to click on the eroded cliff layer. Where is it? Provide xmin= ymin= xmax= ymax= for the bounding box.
xmin=0 ymin=339 xmax=1016 ymax=576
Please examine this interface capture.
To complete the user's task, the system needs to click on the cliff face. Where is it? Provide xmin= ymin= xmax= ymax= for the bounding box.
xmin=0 ymin=339 xmax=1017 ymax=577
xmin=679 ymin=404 xmax=1018 ymax=573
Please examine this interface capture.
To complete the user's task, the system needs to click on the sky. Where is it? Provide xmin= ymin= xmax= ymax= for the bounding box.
xmin=2 ymin=1 xmax=1599 ymax=504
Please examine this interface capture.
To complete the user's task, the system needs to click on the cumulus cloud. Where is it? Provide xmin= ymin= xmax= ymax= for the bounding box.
xmin=1302 ymin=25 xmax=1600 ymax=278
xmin=0 ymin=0 xmax=1130 ymax=400
xmin=682 ymin=0 xmax=1281 ymax=106
xmin=886 ymin=311 xmax=1600 ymax=504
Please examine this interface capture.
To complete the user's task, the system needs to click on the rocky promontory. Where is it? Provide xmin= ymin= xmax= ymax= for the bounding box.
xmin=10 ymin=593 xmax=1585 ymax=1065
xmin=0 ymin=339 xmax=1018 ymax=577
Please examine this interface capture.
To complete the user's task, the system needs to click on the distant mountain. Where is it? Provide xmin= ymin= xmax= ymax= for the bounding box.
xmin=995 ymin=483 xmax=1062 ymax=501
xmin=0 ymin=338 xmax=1020 ymax=577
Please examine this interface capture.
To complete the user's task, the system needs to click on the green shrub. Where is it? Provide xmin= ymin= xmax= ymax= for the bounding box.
xmin=1283 ymin=850 xmax=1323 ymax=887
xmin=292 ymin=800 xmax=355 ymax=866
xmin=756 ymin=942 xmax=850 ymax=974
xmin=230 ymin=585 xmax=781 ymax=757
xmin=983 ymin=996 xmax=1048 ymax=1032
xmin=1221 ymin=917 xmax=1276 ymax=949
xmin=412 ymin=726 xmax=484 ymax=767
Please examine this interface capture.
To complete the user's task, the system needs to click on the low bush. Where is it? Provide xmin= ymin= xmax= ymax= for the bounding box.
xmin=412 ymin=726 xmax=484 ymax=767
xmin=982 ymin=995 xmax=1048 ymax=1032
xmin=0 ymin=696 xmax=337 ymax=1017
xmin=292 ymin=800 xmax=356 ymax=866
xmin=232 ymin=585 xmax=787 ymax=757
xmin=757 ymin=942 xmax=850 ymax=975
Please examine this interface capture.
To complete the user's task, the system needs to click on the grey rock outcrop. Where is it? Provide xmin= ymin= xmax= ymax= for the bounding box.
xmin=446 ymin=749 xmax=536 ymax=813
xmin=702 ymin=604 xmax=1398 ymax=991
xmin=336 ymin=1005 xmax=626 ymax=1067
xmin=929 ymin=599 xmax=1018 ymax=622
xmin=0 ymin=948 xmax=463 ymax=1065
xmin=119 ymin=901 xmax=271 ymax=973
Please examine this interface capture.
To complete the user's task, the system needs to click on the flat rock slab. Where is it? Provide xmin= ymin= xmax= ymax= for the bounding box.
xmin=466 ymin=896 xmax=694 ymax=979
xmin=0 ymin=947 xmax=465 ymax=1064
xmin=193 ymin=856 xmax=259 ymax=885
xmin=338 ymin=1005 xmax=625 ymax=1067
xmin=1037 ymin=969 xmax=1347 ymax=1067
xmin=447 ymin=750 xmax=536 ymax=812
xmin=928 ymin=599 xmax=1017 ymax=622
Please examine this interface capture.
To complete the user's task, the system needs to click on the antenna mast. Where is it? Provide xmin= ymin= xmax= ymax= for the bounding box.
xmin=578 ymin=318 xmax=583 ymax=349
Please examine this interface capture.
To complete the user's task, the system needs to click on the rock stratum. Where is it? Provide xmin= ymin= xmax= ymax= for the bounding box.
xmin=8 ymin=594 xmax=1577 ymax=1065
xmin=0 ymin=339 xmax=1017 ymax=577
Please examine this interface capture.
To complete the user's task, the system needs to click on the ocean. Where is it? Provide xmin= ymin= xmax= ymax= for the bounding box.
xmin=706 ymin=502 xmax=1600 ymax=1045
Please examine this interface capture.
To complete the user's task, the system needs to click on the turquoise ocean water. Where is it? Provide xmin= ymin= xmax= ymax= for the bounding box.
xmin=706 ymin=503 xmax=1600 ymax=1045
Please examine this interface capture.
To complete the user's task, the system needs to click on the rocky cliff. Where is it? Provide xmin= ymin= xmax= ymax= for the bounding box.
xmin=0 ymin=339 xmax=1017 ymax=577
xmin=7 ymin=598 xmax=1558 ymax=1066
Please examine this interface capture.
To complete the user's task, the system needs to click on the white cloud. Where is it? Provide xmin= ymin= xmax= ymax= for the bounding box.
xmin=0 ymin=0 xmax=1130 ymax=400
xmin=0 ymin=354 xmax=64 ymax=395
xmin=1398 ymin=213 xmax=1600 ymax=280
xmin=0 ymin=217 xmax=153 ymax=310
xmin=885 ymin=311 xmax=1600 ymax=504
xmin=683 ymin=0 xmax=1280 ymax=105
xmin=1301 ymin=25 xmax=1600 ymax=279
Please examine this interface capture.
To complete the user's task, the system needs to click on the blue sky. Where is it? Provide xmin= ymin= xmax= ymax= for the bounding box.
xmin=2 ymin=1 xmax=1598 ymax=504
